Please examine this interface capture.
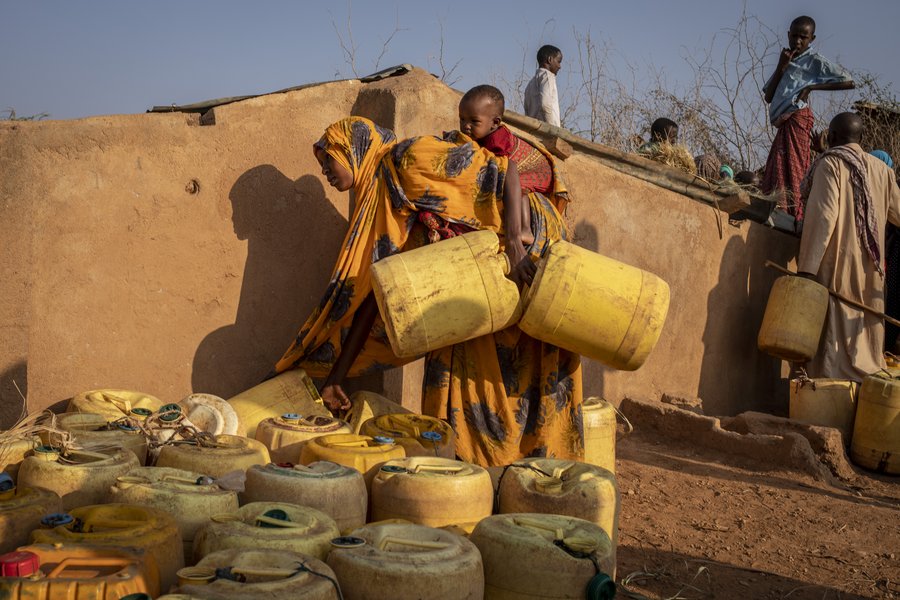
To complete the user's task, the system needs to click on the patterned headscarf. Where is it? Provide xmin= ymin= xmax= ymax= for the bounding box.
xmin=314 ymin=117 xmax=398 ymax=200
xmin=802 ymin=145 xmax=883 ymax=276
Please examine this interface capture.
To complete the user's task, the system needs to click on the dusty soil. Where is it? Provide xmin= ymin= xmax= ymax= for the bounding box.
xmin=615 ymin=430 xmax=900 ymax=600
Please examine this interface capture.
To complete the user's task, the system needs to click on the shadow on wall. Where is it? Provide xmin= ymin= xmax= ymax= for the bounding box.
xmin=571 ymin=219 xmax=607 ymax=401
xmin=0 ymin=360 xmax=27 ymax=429
xmin=698 ymin=225 xmax=790 ymax=416
xmin=192 ymin=168 xmax=347 ymax=399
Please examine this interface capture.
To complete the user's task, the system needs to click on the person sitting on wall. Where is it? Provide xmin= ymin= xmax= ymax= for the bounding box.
xmin=638 ymin=118 xmax=678 ymax=155
xmin=523 ymin=44 xmax=563 ymax=127
xmin=457 ymin=84 xmax=571 ymax=239
xmin=797 ymin=113 xmax=900 ymax=382
xmin=272 ymin=117 xmax=584 ymax=467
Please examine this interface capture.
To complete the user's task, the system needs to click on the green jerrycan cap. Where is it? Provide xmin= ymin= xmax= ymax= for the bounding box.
xmin=331 ymin=536 xmax=366 ymax=549
xmin=586 ymin=572 xmax=616 ymax=599
xmin=159 ymin=403 xmax=183 ymax=422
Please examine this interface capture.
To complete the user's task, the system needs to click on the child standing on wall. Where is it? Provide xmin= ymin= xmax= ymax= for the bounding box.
xmin=458 ymin=84 xmax=571 ymax=246
xmin=761 ymin=15 xmax=853 ymax=223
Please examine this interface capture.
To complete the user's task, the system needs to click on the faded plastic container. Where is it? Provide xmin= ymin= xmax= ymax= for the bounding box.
xmin=17 ymin=447 xmax=140 ymax=510
xmin=0 ymin=543 xmax=160 ymax=599
xmin=226 ymin=369 xmax=331 ymax=438
xmin=193 ymin=502 xmax=339 ymax=563
xmin=520 ymin=240 xmax=670 ymax=371
xmin=300 ymin=433 xmax=405 ymax=484
xmin=371 ymin=230 xmax=522 ymax=358
xmin=0 ymin=479 xmax=61 ymax=554
xmin=108 ymin=466 xmax=240 ymax=561
xmin=371 ymin=457 xmax=493 ymax=533
xmin=172 ymin=548 xmax=340 ymax=599
xmin=67 ymin=389 xmax=162 ymax=420
xmin=758 ymin=275 xmax=829 ymax=361
xmin=790 ymin=378 xmax=859 ymax=440
xmin=0 ymin=435 xmax=40 ymax=482
xmin=179 ymin=394 xmax=240 ymax=436
xmin=30 ymin=503 xmax=184 ymax=593
xmin=53 ymin=412 xmax=149 ymax=465
xmin=243 ymin=462 xmax=367 ymax=533
xmin=255 ymin=414 xmax=352 ymax=463
xmin=497 ymin=458 xmax=619 ymax=570
xmin=360 ymin=414 xmax=456 ymax=458
xmin=470 ymin=513 xmax=615 ymax=599
xmin=156 ymin=435 xmax=270 ymax=479
xmin=852 ymin=372 xmax=900 ymax=474
xmin=343 ymin=391 xmax=411 ymax=435
xmin=582 ymin=398 xmax=617 ymax=474
xmin=327 ymin=523 xmax=484 ymax=599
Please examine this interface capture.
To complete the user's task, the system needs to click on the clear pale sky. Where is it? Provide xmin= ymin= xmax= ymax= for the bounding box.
xmin=2 ymin=0 xmax=897 ymax=121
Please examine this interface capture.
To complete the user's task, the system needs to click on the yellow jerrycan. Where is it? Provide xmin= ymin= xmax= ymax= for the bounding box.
xmin=226 ymin=369 xmax=331 ymax=438
xmin=0 ymin=434 xmax=40 ymax=482
xmin=172 ymin=548 xmax=340 ymax=599
xmin=17 ymin=447 xmax=140 ymax=510
xmin=255 ymin=414 xmax=352 ymax=463
xmin=370 ymin=457 xmax=493 ymax=533
xmin=156 ymin=435 xmax=270 ymax=479
xmin=243 ymin=462 xmax=367 ymax=534
xmin=300 ymin=433 xmax=405 ymax=484
xmin=0 ymin=476 xmax=61 ymax=554
xmin=327 ymin=522 xmax=484 ymax=600
xmin=852 ymin=372 xmax=900 ymax=474
xmin=789 ymin=378 xmax=858 ymax=440
xmin=53 ymin=412 xmax=149 ymax=465
xmin=107 ymin=466 xmax=240 ymax=562
xmin=179 ymin=394 xmax=240 ymax=436
xmin=192 ymin=502 xmax=339 ymax=563
xmin=371 ymin=229 xmax=522 ymax=358
xmin=0 ymin=543 xmax=160 ymax=599
xmin=582 ymin=398 xmax=617 ymax=474
xmin=360 ymin=414 xmax=456 ymax=458
xmin=470 ymin=513 xmax=616 ymax=599
xmin=497 ymin=458 xmax=619 ymax=568
xmin=519 ymin=240 xmax=670 ymax=371
xmin=67 ymin=389 xmax=162 ymax=420
xmin=343 ymin=391 xmax=411 ymax=434
xmin=758 ymin=275 xmax=829 ymax=361
xmin=30 ymin=503 xmax=184 ymax=593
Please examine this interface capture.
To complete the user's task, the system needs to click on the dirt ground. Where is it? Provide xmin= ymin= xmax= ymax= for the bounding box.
xmin=614 ymin=430 xmax=900 ymax=600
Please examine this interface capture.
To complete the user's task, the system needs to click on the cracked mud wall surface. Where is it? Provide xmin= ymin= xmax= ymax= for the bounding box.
xmin=1 ymin=67 xmax=799 ymax=421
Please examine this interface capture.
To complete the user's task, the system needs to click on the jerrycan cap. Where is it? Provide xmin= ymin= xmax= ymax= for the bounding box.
xmin=256 ymin=508 xmax=290 ymax=527
xmin=130 ymin=408 xmax=153 ymax=417
xmin=33 ymin=445 xmax=61 ymax=461
xmin=41 ymin=512 xmax=74 ymax=527
xmin=0 ymin=473 xmax=14 ymax=492
xmin=116 ymin=422 xmax=140 ymax=432
xmin=195 ymin=476 xmax=215 ymax=485
xmin=0 ymin=550 xmax=40 ymax=578
xmin=159 ymin=403 xmax=183 ymax=421
xmin=281 ymin=413 xmax=301 ymax=421
xmin=586 ymin=572 xmax=616 ymax=599
xmin=331 ymin=536 xmax=366 ymax=549
xmin=421 ymin=431 xmax=443 ymax=442
xmin=373 ymin=436 xmax=395 ymax=445
xmin=380 ymin=464 xmax=407 ymax=474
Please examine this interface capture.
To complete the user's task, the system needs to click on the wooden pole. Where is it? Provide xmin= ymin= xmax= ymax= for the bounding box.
xmin=764 ymin=260 xmax=900 ymax=328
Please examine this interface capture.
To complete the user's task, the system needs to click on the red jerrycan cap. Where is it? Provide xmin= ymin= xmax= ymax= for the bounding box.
xmin=0 ymin=550 xmax=40 ymax=577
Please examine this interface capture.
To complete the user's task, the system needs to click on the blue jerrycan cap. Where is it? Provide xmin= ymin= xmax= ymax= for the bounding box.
xmin=421 ymin=431 xmax=443 ymax=442
xmin=0 ymin=473 xmax=14 ymax=492
xmin=373 ymin=436 xmax=395 ymax=445
xmin=41 ymin=513 xmax=74 ymax=527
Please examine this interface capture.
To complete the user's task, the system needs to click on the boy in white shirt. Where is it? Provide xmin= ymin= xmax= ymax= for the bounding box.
xmin=524 ymin=45 xmax=562 ymax=127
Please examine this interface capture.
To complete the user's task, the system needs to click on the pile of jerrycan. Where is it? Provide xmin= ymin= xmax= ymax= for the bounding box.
xmin=0 ymin=231 xmax=674 ymax=599
xmin=759 ymin=275 xmax=899 ymax=474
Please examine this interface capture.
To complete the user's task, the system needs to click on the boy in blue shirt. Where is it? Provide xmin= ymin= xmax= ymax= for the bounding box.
xmin=761 ymin=15 xmax=853 ymax=223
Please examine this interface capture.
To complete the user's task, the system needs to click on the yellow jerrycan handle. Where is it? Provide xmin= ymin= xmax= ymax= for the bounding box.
xmin=254 ymin=515 xmax=305 ymax=528
xmin=381 ymin=415 xmax=420 ymax=438
xmin=377 ymin=536 xmax=450 ymax=551
xmin=513 ymin=516 xmax=565 ymax=540
xmin=292 ymin=463 xmax=345 ymax=477
xmin=161 ymin=474 xmax=214 ymax=486
xmin=90 ymin=392 xmax=133 ymax=415
xmin=410 ymin=463 xmax=465 ymax=475
xmin=512 ymin=517 xmax=599 ymax=553
xmin=231 ymin=566 xmax=298 ymax=579
xmin=46 ymin=557 xmax=136 ymax=579
xmin=328 ymin=439 xmax=370 ymax=448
